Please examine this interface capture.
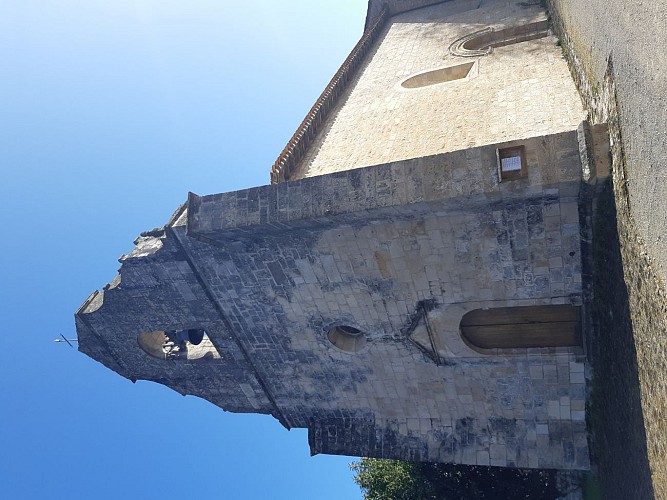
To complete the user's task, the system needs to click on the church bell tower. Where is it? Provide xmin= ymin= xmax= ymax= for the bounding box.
xmin=76 ymin=0 xmax=610 ymax=470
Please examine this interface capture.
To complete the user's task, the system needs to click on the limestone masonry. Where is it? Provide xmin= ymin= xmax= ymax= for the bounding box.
xmin=76 ymin=0 xmax=611 ymax=470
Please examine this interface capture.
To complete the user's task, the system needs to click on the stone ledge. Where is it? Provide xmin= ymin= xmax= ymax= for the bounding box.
xmin=190 ymin=133 xmax=584 ymax=242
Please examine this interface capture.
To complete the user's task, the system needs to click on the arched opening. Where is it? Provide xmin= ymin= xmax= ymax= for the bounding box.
xmin=327 ymin=325 xmax=368 ymax=353
xmin=460 ymin=305 xmax=581 ymax=350
xmin=137 ymin=329 xmax=221 ymax=360
xmin=449 ymin=20 xmax=550 ymax=57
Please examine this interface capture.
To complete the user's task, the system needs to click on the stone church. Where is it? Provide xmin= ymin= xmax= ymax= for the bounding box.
xmin=76 ymin=0 xmax=610 ymax=470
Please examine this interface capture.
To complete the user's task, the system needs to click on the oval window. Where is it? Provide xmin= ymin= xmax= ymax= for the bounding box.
xmin=327 ymin=325 xmax=368 ymax=353
xmin=401 ymin=61 xmax=474 ymax=89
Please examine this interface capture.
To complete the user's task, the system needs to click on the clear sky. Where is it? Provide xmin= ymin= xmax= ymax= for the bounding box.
xmin=1 ymin=1 xmax=368 ymax=498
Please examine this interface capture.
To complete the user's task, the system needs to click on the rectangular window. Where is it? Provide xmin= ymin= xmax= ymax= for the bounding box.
xmin=497 ymin=145 xmax=527 ymax=181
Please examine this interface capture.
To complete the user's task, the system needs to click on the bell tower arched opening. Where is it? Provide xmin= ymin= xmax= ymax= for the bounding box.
xmin=137 ymin=329 xmax=221 ymax=360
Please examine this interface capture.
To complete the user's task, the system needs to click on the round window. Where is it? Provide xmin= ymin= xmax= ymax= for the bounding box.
xmin=327 ymin=325 xmax=367 ymax=353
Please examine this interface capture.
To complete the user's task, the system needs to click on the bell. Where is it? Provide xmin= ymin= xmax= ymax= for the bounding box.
xmin=187 ymin=329 xmax=205 ymax=345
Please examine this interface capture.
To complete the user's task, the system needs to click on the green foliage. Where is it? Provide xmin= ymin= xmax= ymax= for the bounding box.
xmin=350 ymin=458 xmax=563 ymax=500
xmin=350 ymin=459 xmax=428 ymax=500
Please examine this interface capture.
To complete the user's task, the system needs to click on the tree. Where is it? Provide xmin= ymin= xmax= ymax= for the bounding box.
xmin=350 ymin=458 xmax=562 ymax=500
xmin=350 ymin=459 xmax=431 ymax=500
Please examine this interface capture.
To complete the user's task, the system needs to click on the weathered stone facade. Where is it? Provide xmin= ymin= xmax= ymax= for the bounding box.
xmin=77 ymin=0 xmax=603 ymax=470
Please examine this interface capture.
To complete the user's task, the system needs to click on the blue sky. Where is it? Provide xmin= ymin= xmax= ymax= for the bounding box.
xmin=1 ymin=1 xmax=368 ymax=498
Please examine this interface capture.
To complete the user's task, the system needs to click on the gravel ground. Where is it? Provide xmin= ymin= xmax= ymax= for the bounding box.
xmin=549 ymin=0 xmax=667 ymax=287
xmin=547 ymin=1 xmax=667 ymax=497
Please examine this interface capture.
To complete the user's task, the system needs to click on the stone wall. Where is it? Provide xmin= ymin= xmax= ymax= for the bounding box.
xmin=289 ymin=0 xmax=585 ymax=180
xmin=76 ymin=235 xmax=279 ymax=419
xmin=79 ymin=130 xmax=590 ymax=470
